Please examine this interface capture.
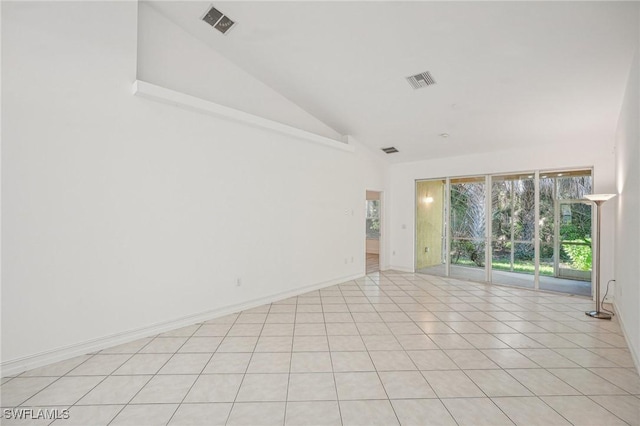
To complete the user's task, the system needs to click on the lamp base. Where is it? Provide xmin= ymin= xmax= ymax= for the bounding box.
xmin=585 ymin=311 xmax=612 ymax=320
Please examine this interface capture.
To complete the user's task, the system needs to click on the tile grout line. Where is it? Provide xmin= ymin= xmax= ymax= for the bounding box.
xmin=584 ymin=394 xmax=638 ymax=424
xmin=14 ymin=344 xmax=141 ymax=424
xmin=225 ymin=301 xmax=271 ymax=425
xmin=35 ymin=336 xmax=165 ymax=425
xmin=163 ymin=320 xmax=225 ymax=426
xmin=3 ymin=270 xmax=638 ymax=426
xmin=208 ymin=310 xmax=245 ymax=426
xmin=346 ymin=277 xmax=407 ymax=425
xmin=104 ymin=323 xmax=205 ymax=426
xmin=282 ymin=293 xmax=298 ymax=426
xmin=322 ymin=282 xmax=345 ymax=426
xmin=392 ymin=276 xmax=481 ymax=426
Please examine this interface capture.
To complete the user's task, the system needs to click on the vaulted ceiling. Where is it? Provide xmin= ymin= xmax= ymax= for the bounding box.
xmin=148 ymin=1 xmax=638 ymax=163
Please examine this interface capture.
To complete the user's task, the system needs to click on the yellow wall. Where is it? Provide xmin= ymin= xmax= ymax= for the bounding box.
xmin=416 ymin=180 xmax=444 ymax=269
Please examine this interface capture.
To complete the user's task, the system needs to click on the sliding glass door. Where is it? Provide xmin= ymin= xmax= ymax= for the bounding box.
xmin=539 ymin=170 xmax=592 ymax=295
xmin=490 ymin=174 xmax=535 ymax=289
xmin=449 ymin=177 xmax=487 ymax=282
xmin=415 ymin=179 xmax=446 ymax=276
xmin=415 ymin=169 xmax=593 ymax=296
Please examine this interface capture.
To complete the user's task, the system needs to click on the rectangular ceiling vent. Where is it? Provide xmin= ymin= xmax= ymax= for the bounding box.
xmin=202 ymin=5 xmax=235 ymax=35
xmin=406 ymin=71 xmax=436 ymax=90
xmin=381 ymin=147 xmax=399 ymax=154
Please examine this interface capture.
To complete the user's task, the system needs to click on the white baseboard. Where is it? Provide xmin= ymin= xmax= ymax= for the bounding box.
xmin=1 ymin=273 xmax=363 ymax=377
xmin=613 ymin=302 xmax=640 ymax=374
xmin=386 ymin=265 xmax=415 ymax=273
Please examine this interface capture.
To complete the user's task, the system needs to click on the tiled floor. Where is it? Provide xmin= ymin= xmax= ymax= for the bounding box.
xmin=2 ymin=271 xmax=639 ymax=426
xmin=417 ymin=264 xmax=592 ymax=296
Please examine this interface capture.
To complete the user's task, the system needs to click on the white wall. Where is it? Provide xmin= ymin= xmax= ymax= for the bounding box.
xmin=387 ymin=144 xmax=617 ymax=284
xmin=1 ymin=1 xmax=386 ymax=372
xmin=614 ymin=44 xmax=640 ymax=370
xmin=137 ymin=3 xmax=342 ymax=141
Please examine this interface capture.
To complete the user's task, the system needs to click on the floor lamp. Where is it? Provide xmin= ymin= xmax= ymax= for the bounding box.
xmin=584 ymin=193 xmax=616 ymax=320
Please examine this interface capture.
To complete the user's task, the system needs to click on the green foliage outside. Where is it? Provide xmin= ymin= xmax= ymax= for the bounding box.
xmin=562 ymin=240 xmax=592 ymax=271
xmin=366 ymin=200 xmax=380 ymax=239
xmin=448 ymin=175 xmax=593 ymax=275
xmin=451 ymin=240 xmax=485 ymax=267
xmin=558 ymin=208 xmax=592 ymax=270
xmin=455 ymin=258 xmax=554 ymax=276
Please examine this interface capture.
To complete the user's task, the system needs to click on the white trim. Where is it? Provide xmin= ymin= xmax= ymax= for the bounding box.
xmin=132 ymin=80 xmax=354 ymax=153
xmin=387 ymin=265 xmax=415 ymax=273
xmin=0 ymin=273 xmax=362 ymax=377
xmin=445 ymin=177 xmax=450 ymax=277
xmin=534 ymin=170 xmax=541 ymax=290
xmin=613 ymin=302 xmax=640 ymax=374
xmin=485 ymin=175 xmax=491 ymax=283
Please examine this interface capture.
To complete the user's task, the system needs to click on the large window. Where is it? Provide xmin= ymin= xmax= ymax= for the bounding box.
xmin=415 ymin=169 xmax=593 ymax=296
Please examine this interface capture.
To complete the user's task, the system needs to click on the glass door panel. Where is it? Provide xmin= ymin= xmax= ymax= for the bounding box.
xmin=539 ymin=175 xmax=556 ymax=283
xmin=415 ymin=180 xmax=446 ymax=276
xmin=539 ymin=170 xmax=592 ymax=296
xmin=558 ymin=201 xmax=592 ymax=281
xmin=450 ymin=177 xmax=486 ymax=282
xmin=490 ymin=174 xmax=535 ymax=288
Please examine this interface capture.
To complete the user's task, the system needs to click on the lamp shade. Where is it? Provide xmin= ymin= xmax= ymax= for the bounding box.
xmin=584 ymin=194 xmax=616 ymax=203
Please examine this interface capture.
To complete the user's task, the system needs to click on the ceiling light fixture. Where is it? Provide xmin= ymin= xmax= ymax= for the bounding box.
xmin=439 ymin=133 xmax=449 ymax=138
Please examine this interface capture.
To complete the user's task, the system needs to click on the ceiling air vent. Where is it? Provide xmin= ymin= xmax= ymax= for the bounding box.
xmin=406 ymin=71 xmax=436 ymax=90
xmin=381 ymin=147 xmax=399 ymax=154
xmin=202 ymin=5 xmax=236 ymax=35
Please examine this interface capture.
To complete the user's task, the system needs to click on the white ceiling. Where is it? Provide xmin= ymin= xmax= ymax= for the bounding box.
xmin=148 ymin=1 xmax=638 ymax=163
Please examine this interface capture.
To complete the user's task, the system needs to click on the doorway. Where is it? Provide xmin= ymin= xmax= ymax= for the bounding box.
xmin=366 ymin=191 xmax=381 ymax=274
xmin=415 ymin=179 xmax=446 ymax=276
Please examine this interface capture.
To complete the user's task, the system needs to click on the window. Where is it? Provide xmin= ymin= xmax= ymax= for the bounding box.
xmin=416 ymin=168 xmax=593 ymax=296
xmin=366 ymin=200 xmax=380 ymax=239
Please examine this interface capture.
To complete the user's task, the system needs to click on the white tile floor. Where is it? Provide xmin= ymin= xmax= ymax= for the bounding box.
xmin=2 ymin=271 xmax=639 ymax=425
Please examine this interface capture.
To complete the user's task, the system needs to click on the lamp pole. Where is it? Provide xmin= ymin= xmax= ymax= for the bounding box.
xmin=584 ymin=194 xmax=616 ymax=320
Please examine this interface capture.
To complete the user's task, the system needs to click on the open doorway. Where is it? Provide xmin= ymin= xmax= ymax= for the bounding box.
xmin=366 ymin=191 xmax=381 ymax=274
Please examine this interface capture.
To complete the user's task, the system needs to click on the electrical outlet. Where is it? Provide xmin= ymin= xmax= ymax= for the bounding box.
xmin=236 ymin=278 xmax=242 ymax=287
xmin=425 ymin=247 xmax=429 ymax=253
xmin=393 ymin=250 xmax=396 ymax=255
